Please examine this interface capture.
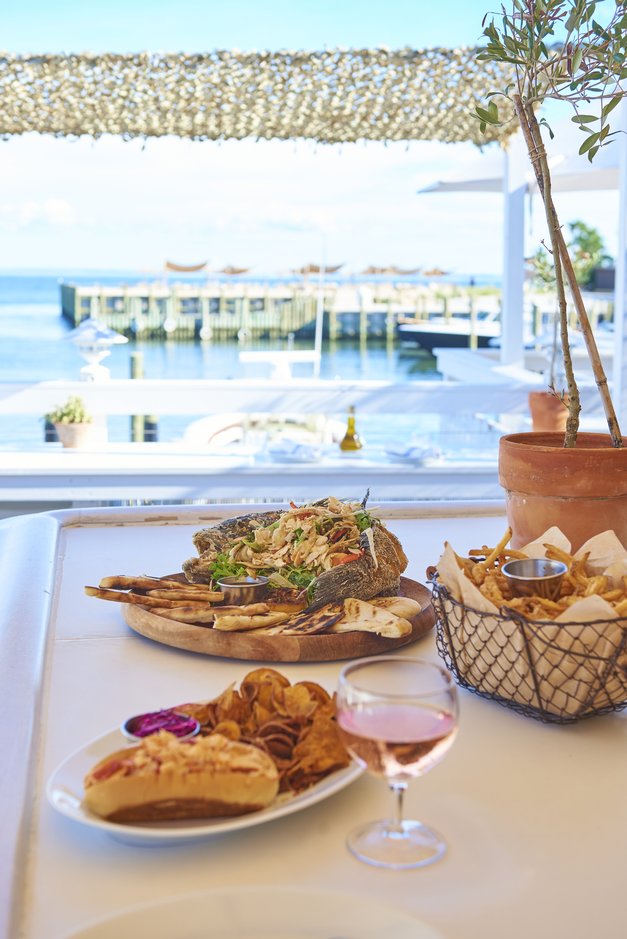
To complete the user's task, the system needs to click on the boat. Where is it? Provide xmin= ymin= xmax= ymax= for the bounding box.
xmin=397 ymin=310 xmax=501 ymax=352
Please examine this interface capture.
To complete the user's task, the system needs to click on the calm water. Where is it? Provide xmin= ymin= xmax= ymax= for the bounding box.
xmin=0 ymin=272 xmax=499 ymax=451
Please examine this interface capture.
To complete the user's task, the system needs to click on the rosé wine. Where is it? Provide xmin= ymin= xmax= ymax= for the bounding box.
xmin=337 ymin=703 xmax=457 ymax=780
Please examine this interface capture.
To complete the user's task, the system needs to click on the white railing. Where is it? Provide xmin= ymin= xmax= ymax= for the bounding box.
xmin=0 ymin=375 xmax=603 ymax=418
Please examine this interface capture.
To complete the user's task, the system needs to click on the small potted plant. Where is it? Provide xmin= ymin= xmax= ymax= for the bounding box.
xmin=474 ymin=0 xmax=627 ymax=549
xmin=45 ymin=395 xmax=96 ymax=449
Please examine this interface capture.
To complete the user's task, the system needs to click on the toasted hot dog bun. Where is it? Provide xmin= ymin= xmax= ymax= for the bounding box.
xmin=83 ymin=731 xmax=279 ymax=822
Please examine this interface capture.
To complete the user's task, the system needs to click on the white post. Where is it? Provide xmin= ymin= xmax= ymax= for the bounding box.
xmin=612 ymin=101 xmax=627 ymax=428
xmin=500 ymin=145 xmax=527 ymax=366
xmin=313 ymin=237 xmax=326 ymax=378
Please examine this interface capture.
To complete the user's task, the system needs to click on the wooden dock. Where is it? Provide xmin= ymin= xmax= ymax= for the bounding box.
xmin=59 ymin=281 xmax=452 ymax=342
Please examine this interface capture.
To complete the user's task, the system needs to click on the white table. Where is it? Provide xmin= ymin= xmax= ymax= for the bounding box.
xmin=2 ymin=501 xmax=626 ymax=939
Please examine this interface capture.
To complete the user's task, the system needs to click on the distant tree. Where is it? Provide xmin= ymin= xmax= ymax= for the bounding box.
xmin=529 ymin=220 xmax=613 ymax=290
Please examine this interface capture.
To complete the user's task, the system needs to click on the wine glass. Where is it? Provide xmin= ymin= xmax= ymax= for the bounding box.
xmin=336 ymin=656 xmax=458 ymax=870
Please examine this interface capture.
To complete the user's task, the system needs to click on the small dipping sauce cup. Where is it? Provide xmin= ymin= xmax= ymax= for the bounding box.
xmin=501 ymin=558 xmax=568 ymax=601
xmin=122 ymin=709 xmax=200 ymax=742
xmin=217 ymin=575 xmax=269 ymax=605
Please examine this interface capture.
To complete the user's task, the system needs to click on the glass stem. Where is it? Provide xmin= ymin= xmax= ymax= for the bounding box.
xmin=389 ymin=780 xmax=408 ymax=833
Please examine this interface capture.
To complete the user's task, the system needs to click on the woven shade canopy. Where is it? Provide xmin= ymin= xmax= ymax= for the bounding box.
xmin=0 ymin=48 xmax=515 ymax=145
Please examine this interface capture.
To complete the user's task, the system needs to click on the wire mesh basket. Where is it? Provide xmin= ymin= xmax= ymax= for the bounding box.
xmin=430 ymin=574 xmax=627 ymax=724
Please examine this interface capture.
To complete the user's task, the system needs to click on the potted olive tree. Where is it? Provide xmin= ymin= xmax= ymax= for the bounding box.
xmin=45 ymin=395 xmax=97 ymax=448
xmin=475 ymin=0 xmax=627 ymax=549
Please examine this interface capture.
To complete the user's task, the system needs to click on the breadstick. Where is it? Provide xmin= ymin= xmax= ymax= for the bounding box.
xmin=145 ymin=589 xmax=224 ymax=602
xmin=84 ymin=586 xmax=211 ymax=609
xmin=99 ymin=575 xmax=184 ymax=591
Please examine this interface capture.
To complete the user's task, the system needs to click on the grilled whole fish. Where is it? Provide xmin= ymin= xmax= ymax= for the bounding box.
xmin=308 ymin=524 xmax=406 ymax=607
xmin=182 ymin=503 xmax=408 ymax=607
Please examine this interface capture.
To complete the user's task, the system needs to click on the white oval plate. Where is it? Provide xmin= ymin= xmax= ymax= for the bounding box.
xmin=47 ymin=729 xmax=362 ymax=846
xmin=65 ymin=886 xmax=441 ymax=939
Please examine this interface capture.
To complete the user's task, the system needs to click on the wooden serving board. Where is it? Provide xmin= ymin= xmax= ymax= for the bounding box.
xmin=123 ymin=576 xmax=435 ymax=663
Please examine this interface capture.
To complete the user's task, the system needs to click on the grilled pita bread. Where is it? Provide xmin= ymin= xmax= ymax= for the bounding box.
xmin=329 ymin=598 xmax=412 ymax=638
xmin=368 ymin=596 xmax=422 ymax=619
xmin=212 ymin=611 xmax=291 ymax=632
xmin=258 ymin=604 xmax=344 ymax=635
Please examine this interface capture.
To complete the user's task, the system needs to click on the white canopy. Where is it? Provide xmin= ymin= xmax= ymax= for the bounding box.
xmin=419 ymin=106 xmax=627 ymax=428
xmin=419 ymin=117 xmax=619 ymax=195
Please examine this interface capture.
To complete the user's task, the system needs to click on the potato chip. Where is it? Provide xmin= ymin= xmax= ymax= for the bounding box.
xmin=173 ymin=668 xmax=350 ymax=796
xmin=212 ymin=719 xmax=242 ymax=741
xmin=275 ymin=685 xmax=317 ymax=719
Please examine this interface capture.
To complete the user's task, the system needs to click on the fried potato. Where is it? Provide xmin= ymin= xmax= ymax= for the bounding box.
xmin=174 ymin=668 xmax=350 ymax=794
xmin=453 ymin=530 xmax=627 ymax=621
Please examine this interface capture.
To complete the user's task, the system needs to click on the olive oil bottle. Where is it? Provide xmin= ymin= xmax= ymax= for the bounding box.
xmin=339 ymin=405 xmax=363 ymax=451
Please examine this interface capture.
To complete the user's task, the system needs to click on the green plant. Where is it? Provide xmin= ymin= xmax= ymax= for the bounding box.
xmin=530 ymin=219 xmax=614 ymax=289
xmin=475 ymin=0 xmax=626 ymax=448
xmin=45 ymin=395 xmax=93 ymax=425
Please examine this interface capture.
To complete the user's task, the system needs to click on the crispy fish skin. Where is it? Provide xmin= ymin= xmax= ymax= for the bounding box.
xmin=182 ymin=506 xmax=408 ymax=606
xmin=193 ymin=511 xmax=283 ymax=554
xmin=184 ymin=510 xmax=283 ymax=583
xmin=308 ymin=525 xmax=407 ymax=608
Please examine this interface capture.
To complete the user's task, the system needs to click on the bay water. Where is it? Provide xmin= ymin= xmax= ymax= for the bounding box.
xmin=0 ymin=272 xmax=499 ymax=453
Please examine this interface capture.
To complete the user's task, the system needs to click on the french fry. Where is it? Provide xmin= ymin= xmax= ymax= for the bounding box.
xmin=584 ymin=576 xmax=607 ymax=596
xmin=601 ymin=589 xmax=623 ymax=602
xmin=478 ymin=527 xmax=513 ymax=570
xmin=455 ymin=530 xmax=627 ymax=621
xmin=543 ymin=545 xmax=577 ymax=566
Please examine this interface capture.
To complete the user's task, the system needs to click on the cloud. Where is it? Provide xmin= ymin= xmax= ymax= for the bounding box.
xmin=16 ymin=198 xmax=77 ymax=228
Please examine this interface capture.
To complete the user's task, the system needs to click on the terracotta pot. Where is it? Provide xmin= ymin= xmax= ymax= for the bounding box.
xmin=528 ymin=391 xmax=568 ymax=433
xmin=498 ymin=432 xmax=627 ymax=551
xmin=55 ymin=422 xmax=98 ymax=449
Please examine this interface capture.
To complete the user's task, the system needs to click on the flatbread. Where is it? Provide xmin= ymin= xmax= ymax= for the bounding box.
xmin=368 ymin=596 xmax=423 ymax=619
xmin=259 ymin=605 xmax=344 ymax=635
xmin=330 ymin=598 xmax=412 ymax=638
xmin=212 ymin=611 xmax=291 ymax=632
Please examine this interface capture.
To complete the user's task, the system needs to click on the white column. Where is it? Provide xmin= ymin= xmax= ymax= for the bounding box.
xmin=500 ymin=146 xmax=527 ymax=365
xmin=613 ymin=101 xmax=627 ymax=428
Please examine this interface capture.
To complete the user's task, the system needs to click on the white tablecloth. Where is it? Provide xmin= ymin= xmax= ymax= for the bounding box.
xmin=2 ymin=502 xmax=626 ymax=939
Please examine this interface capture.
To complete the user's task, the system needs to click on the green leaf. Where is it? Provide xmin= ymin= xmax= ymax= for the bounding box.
xmin=565 ymin=10 xmax=579 ymax=32
xmin=571 ymin=113 xmax=598 ymax=123
xmin=572 ymin=48 xmax=584 ymax=72
xmin=591 ymin=19 xmax=610 ymax=39
xmin=475 ymin=106 xmax=499 ymax=124
xmin=578 ymin=131 xmax=600 ymax=155
xmin=587 ymin=145 xmax=600 ymax=162
xmin=602 ymin=96 xmax=621 ymax=118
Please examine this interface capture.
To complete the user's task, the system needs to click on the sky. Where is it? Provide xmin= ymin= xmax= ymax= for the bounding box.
xmin=0 ymin=0 xmax=620 ymax=275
